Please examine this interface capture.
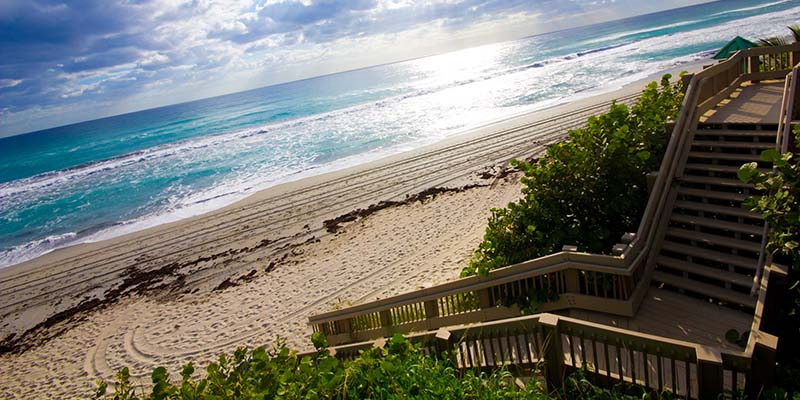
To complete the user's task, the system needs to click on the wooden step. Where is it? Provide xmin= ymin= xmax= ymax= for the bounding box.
xmin=665 ymin=227 xmax=762 ymax=252
xmin=652 ymin=271 xmax=755 ymax=308
xmin=656 ymin=256 xmax=754 ymax=287
xmin=688 ymin=152 xmax=762 ymax=162
xmin=692 ymin=140 xmax=774 ymax=149
xmin=676 ymin=187 xmax=749 ymax=202
xmin=660 ymin=241 xmax=758 ymax=270
xmin=673 ymin=200 xmax=759 ymax=219
xmin=670 ymin=213 xmax=764 ymax=235
xmin=683 ymin=163 xmax=771 ymax=174
xmin=679 ymin=175 xmax=753 ymax=188
xmin=693 ymin=129 xmax=777 ymax=137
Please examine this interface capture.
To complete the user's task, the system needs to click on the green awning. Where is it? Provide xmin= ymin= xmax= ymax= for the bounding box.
xmin=713 ymin=36 xmax=757 ymax=59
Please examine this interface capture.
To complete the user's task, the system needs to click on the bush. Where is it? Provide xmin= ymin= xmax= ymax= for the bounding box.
xmin=738 ymin=126 xmax=800 ymax=396
xmin=94 ymin=334 xmax=549 ymax=399
xmin=463 ymin=75 xmax=684 ymax=276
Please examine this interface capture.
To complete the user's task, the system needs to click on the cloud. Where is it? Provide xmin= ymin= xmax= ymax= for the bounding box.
xmin=0 ymin=0 xmax=711 ymax=137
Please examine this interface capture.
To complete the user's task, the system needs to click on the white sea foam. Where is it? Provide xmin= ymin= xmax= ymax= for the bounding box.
xmin=712 ymin=0 xmax=793 ymax=17
xmin=583 ymin=19 xmax=703 ymax=45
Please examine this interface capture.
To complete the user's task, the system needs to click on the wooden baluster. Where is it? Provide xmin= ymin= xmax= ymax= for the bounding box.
xmin=513 ymin=329 xmax=525 ymax=365
xmin=629 ymin=344 xmax=637 ymax=384
xmin=604 ymin=337 xmax=612 ymax=379
xmin=656 ymin=349 xmax=664 ymax=392
xmin=670 ymin=353 xmax=677 ymax=395
xmin=643 ymin=348 xmax=651 ymax=390
xmin=579 ymin=332 xmax=587 ymax=369
xmin=504 ymin=328 xmax=514 ymax=364
xmin=591 ymin=334 xmax=599 ymax=375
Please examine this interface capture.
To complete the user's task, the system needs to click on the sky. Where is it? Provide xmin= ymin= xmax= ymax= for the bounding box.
xmin=0 ymin=0 xmax=713 ymax=137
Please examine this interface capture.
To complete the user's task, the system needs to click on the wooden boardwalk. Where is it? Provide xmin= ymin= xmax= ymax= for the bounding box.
xmin=702 ymin=81 xmax=784 ymax=124
xmin=564 ymin=288 xmax=752 ymax=350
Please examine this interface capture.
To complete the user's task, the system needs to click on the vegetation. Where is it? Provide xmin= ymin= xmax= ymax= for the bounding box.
xmin=758 ymin=25 xmax=800 ymax=47
xmin=463 ymin=75 xmax=684 ymax=276
xmin=94 ymin=334 xmax=687 ymax=400
xmin=739 ymin=126 xmax=800 ymax=396
xmin=93 ymin=334 xmax=547 ymax=400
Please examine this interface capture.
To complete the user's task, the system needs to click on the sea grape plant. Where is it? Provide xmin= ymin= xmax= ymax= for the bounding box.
xmin=464 ymin=74 xmax=684 ymax=276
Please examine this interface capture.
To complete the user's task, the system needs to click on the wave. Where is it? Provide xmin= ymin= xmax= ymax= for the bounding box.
xmin=0 ymin=232 xmax=77 ymax=268
xmin=712 ymin=0 xmax=793 ymax=17
xmin=576 ymin=42 xmax=631 ymax=57
xmin=583 ymin=19 xmax=703 ymax=45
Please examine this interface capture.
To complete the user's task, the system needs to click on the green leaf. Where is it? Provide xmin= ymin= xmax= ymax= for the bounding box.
xmin=760 ymin=148 xmax=780 ymax=162
xmin=737 ymin=162 xmax=759 ymax=183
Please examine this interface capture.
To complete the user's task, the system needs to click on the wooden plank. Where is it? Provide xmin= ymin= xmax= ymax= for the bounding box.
xmin=670 ymin=213 xmax=763 ymax=236
xmin=652 ymin=271 xmax=755 ymax=308
xmin=665 ymin=227 xmax=762 ymax=252
xmin=676 ymin=187 xmax=749 ymax=202
xmin=673 ymin=200 xmax=760 ymax=219
xmin=656 ymin=255 xmax=753 ymax=287
xmin=678 ymin=175 xmax=754 ymax=188
xmin=660 ymin=240 xmax=758 ymax=269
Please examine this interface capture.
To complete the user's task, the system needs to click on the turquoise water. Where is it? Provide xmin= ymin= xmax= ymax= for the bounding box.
xmin=1 ymin=0 xmax=799 ymax=267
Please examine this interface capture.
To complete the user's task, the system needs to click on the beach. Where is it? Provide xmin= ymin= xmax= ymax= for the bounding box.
xmin=0 ymin=65 xmax=698 ymax=398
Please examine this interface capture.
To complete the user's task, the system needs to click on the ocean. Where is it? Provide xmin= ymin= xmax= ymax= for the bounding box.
xmin=1 ymin=0 xmax=799 ymax=268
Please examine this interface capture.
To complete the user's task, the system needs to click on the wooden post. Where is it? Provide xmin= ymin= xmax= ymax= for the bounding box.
xmin=746 ymin=333 xmax=779 ymax=399
xmin=750 ymin=55 xmax=761 ymax=81
xmin=539 ymin=314 xmax=565 ymax=391
xmin=761 ymin=266 xmax=789 ymax=332
xmin=424 ymin=299 xmax=439 ymax=319
xmin=680 ymin=74 xmax=693 ymax=94
xmin=380 ymin=310 xmax=392 ymax=328
xmin=435 ymin=328 xmax=454 ymax=359
xmin=478 ymin=288 xmax=492 ymax=309
xmin=696 ymin=346 xmax=723 ymax=399
xmin=564 ymin=269 xmax=580 ymax=293
xmin=340 ymin=318 xmax=352 ymax=339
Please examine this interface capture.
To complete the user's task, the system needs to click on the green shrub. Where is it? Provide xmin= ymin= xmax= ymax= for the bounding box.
xmin=464 ymin=75 xmax=684 ymax=276
xmin=739 ymin=126 xmax=800 ymax=396
xmin=94 ymin=334 xmax=549 ymax=399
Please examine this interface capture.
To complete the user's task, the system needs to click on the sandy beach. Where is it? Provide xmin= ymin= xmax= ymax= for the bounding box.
xmin=0 ymin=64 xmax=701 ymax=398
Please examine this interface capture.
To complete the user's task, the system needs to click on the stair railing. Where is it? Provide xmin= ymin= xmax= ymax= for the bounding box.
xmin=752 ymin=61 xmax=800 ymax=294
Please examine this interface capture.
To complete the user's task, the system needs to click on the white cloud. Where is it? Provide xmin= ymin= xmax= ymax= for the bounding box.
xmin=0 ymin=79 xmax=22 ymax=89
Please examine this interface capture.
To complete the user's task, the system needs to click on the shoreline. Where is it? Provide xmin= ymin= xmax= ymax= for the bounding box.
xmin=0 ymin=59 xmax=706 ymax=273
xmin=0 ymin=61 xmax=705 ymax=397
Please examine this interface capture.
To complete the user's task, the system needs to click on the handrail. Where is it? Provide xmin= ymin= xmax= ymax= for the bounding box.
xmin=752 ymin=63 xmax=800 ymax=294
xmin=308 ymin=43 xmax=800 ymax=346
xmin=316 ymin=312 xmax=754 ymax=399
xmin=313 ymin=265 xmax=786 ymax=398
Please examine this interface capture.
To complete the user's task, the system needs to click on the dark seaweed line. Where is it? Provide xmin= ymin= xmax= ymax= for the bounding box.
xmin=0 ymin=96 xmax=638 ymax=312
xmin=0 ymin=94 xmax=636 ymax=285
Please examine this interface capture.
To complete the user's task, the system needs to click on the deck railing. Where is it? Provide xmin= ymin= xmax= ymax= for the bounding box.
xmin=309 ymin=264 xmax=786 ymax=398
xmin=752 ymin=58 xmax=800 ymax=294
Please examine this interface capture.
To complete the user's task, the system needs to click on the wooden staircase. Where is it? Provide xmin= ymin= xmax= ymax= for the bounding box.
xmin=652 ymin=125 xmax=777 ymax=311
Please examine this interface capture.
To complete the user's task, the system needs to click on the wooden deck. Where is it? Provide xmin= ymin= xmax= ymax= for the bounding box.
xmin=702 ymin=81 xmax=784 ymax=124
xmin=564 ymin=287 xmax=752 ymax=350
